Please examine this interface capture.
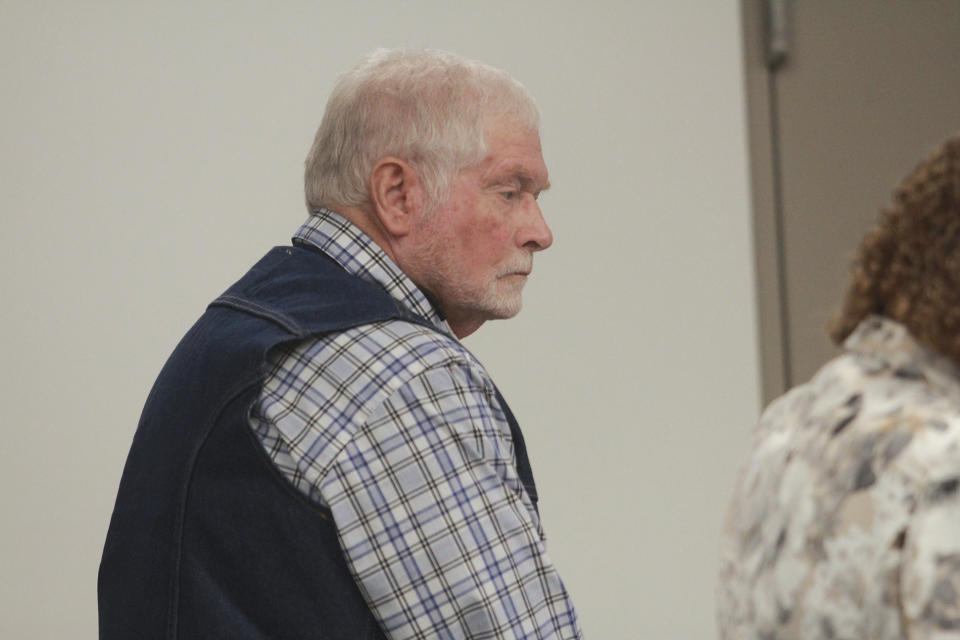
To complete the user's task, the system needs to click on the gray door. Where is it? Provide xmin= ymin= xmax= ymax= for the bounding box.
xmin=743 ymin=0 xmax=960 ymax=403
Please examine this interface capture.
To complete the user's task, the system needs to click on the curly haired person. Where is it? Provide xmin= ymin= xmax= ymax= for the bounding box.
xmin=719 ymin=134 xmax=960 ymax=639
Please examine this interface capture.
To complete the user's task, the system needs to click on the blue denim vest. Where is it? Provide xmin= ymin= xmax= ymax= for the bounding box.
xmin=98 ymin=244 xmax=538 ymax=639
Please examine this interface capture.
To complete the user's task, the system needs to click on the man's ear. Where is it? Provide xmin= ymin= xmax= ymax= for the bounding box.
xmin=369 ymin=157 xmax=423 ymax=237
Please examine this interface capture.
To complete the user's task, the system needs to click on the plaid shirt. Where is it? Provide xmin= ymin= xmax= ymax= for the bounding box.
xmin=250 ymin=210 xmax=582 ymax=639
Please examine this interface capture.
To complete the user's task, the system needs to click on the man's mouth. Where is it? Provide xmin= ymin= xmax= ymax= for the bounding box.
xmin=499 ymin=261 xmax=533 ymax=278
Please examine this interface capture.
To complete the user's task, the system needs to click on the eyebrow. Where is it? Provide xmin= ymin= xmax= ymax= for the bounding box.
xmin=489 ymin=168 xmax=551 ymax=193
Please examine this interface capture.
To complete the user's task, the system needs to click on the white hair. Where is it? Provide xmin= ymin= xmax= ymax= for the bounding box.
xmin=304 ymin=48 xmax=540 ymax=214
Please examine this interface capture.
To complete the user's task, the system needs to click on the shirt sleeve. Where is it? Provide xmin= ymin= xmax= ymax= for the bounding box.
xmin=900 ymin=483 xmax=960 ymax=638
xmin=320 ymin=360 xmax=583 ymax=640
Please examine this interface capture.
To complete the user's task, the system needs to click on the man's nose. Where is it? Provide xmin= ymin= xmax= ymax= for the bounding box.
xmin=519 ymin=197 xmax=553 ymax=251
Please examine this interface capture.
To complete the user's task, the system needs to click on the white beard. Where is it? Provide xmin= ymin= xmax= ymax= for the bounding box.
xmin=406 ymin=218 xmax=531 ymax=323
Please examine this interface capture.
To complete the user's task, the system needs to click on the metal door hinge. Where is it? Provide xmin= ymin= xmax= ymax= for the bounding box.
xmin=765 ymin=0 xmax=789 ymax=70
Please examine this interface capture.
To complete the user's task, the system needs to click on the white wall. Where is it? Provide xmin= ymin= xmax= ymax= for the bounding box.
xmin=0 ymin=2 xmax=759 ymax=637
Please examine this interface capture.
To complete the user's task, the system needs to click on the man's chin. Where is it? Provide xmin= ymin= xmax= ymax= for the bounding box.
xmin=485 ymin=298 xmax=523 ymax=320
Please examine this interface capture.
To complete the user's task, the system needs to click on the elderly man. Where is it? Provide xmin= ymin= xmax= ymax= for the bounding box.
xmin=98 ymin=49 xmax=582 ymax=639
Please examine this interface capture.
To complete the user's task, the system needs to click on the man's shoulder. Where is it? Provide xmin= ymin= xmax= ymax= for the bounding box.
xmin=353 ymin=318 xmax=480 ymax=372
xmin=212 ymin=245 xmax=418 ymax=337
xmin=272 ymin=317 xmax=488 ymax=403
xmin=257 ymin=318 xmax=494 ymax=480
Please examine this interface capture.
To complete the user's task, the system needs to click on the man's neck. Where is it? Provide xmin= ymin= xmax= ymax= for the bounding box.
xmin=335 ymin=204 xmax=401 ymax=265
xmin=329 ymin=205 xmax=485 ymax=339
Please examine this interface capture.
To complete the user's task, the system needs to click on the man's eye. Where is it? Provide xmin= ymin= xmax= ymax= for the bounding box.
xmin=501 ymin=190 xmax=518 ymax=201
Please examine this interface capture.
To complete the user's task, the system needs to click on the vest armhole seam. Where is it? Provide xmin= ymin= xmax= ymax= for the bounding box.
xmin=240 ymin=402 xmax=335 ymax=521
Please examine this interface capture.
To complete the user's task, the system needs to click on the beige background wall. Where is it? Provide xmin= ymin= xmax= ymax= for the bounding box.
xmin=0 ymin=2 xmax=759 ymax=637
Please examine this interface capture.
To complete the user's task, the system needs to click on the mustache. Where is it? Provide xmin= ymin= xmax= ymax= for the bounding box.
xmin=498 ymin=257 xmax=534 ymax=277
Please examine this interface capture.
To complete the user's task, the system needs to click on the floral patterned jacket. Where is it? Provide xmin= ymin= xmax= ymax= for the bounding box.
xmin=718 ymin=316 xmax=960 ymax=639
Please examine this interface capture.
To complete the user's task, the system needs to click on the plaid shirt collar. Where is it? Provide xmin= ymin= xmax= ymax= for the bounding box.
xmin=293 ymin=209 xmax=451 ymax=335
